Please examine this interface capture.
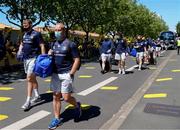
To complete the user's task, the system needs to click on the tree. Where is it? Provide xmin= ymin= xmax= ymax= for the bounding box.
xmin=113 ymin=0 xmax=168 ymax=39
xmin=76 ymin=0 xmax=120 ymax=41
xmin=96 ymin=0 xmax=120 ymax=35
xmin=176 ymin=22 xmax=180 ymax=36
xmin=0 ymin=0 xmax=169 ymax=40
xmin=50 ymin=0 xmax=80 ymax=37
xmin=77 ymin=0 xmax=101 ymax=41
xmin=0 ymin=0 xmax=53 ymax=30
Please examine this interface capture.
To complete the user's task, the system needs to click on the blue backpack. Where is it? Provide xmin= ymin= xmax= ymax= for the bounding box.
xmin=33 ymin=54 xmax=53 ymax=78
xmin=130 ymin=48 xmax=137 ymax=57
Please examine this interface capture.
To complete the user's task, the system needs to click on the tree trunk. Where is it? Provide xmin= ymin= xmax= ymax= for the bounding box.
xmin=85 ymin=31 xmax=89 ymax=42
xmin=65 ymin=27 xmax=69 ymax=38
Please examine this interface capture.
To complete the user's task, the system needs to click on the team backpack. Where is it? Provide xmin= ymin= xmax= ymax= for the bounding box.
xmin=33 ymin=54 xmax=53 ymax=78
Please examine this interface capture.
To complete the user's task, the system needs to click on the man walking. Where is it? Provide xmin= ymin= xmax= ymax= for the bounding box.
xmin=100 ymin=35 xmax=114 ymax=74
xmin=134 ymin=35 xmax=146 ymax=70
xmin=176 ymin=37 xmax=180 ymax=55
xmin=48 ymin=23 xmax=81 ymax=129
xmin=19 ymin=19 xmax=46 ymax=110
xmin=115 ymin=36 xmax=128 ymax=75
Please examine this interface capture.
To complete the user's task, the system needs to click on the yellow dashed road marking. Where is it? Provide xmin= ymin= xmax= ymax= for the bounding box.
xmin=46 ymin=89 xmax=53 ymax=93
xmin=65 ymin=104 xmax=91 ymax=110
xmin=79 ymin=75 xmax=92 ymax=78
xmin=171 ymin=69 xmax=180 ymax=72
xmin=156 ymin=78 xmax=172 ymax=82
xmin=0 ymin=97 xmax=11 ymax=102
xmin=82 ymin=64 xmax=88 ymax=67
xmin=0 ymin=114 xmax=8 ymax=121
xmin=0 ymin=87 xmax=14 ymax=90
xmin=44 ymin=79 xmax=51 ymax=82
xmin=144 ymin=93 xmax=167 ymax=98
xmin=132 ymin=58 xmax=136 ymax=61
xmin=149 ymin=67 xmax=157 ymax=70
xmin=100 ymin=86 xmax=118 ymax=90
xmin=85 ymin=67 xmax=96 ymax=69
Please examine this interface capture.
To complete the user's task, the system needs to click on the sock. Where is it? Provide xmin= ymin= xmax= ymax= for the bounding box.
xmin=122 ymin=68 xmax=125 ymax=72
xmin=119 ymin=68 xmax=122 ymax=72
xmin=34 ymin=89 xmax=39 ymax=97
xmin=102 ymin=62 xmax=105 ymax=71
xmin=26 ymin=96 xmax=31 ymax=103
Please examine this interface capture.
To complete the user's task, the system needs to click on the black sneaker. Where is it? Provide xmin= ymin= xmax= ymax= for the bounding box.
xmin=101 ymin=70 xmax=105 ymax=74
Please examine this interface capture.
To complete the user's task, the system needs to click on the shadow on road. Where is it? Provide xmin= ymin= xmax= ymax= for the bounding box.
xmin=24 ymin=93 xmax=53 ymax=112
xmin=61 ymin=105 xmax=101 ymax=123
xmin=111 ymin=69 xmax=134 ymax=75
xmin=0 ymin=64 xmax=26 ymax=84
xmin=134 ymin=65 xmax=149 ymax=70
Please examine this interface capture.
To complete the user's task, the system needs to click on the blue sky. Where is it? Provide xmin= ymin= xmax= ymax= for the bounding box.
xmin=138 ymin=0 xmax=180 ymax=31
xmin=0 ymin=0 xmax=180 ymax=31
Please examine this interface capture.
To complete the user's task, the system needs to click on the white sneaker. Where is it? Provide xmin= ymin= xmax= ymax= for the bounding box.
xmin=21 ymin=102 xmax=31 ymax=110
xmin=122 ymin=71 xmax=125 ymax=75
xmin=138 ymin=68 xmax=141 ymax=71
xmin=118 ymin=70 xmax=122 ymax=74
xmin=30 ymin=96 xmax=41 ymax=104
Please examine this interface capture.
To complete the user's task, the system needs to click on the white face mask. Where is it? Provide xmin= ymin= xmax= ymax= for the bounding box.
xmin=55 ymin=31 xmax=63 ymax=41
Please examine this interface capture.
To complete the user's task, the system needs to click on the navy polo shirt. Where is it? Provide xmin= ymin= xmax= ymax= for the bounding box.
xmin=52 ymin=39 xmax=79 ymax=74
xmin=22 ymin=29 xmax=43 ymax=59
xmin=115 ymin=39 xmax=127 ymax=54
xmin=134 ymin=41 xmax=145 ymax=52
xmin=101 ymin=39 xmax=113 ymax=54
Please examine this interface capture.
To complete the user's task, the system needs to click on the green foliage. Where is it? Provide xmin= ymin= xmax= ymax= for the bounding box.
xmin=0 ymin=0 xmax=169 ymax=39
xmin=176 ymin=22 xmax=180 ymax=36
xmin=0 ymin=0 xmax=53 ymax=28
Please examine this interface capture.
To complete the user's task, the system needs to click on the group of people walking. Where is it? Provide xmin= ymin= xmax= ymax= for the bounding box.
xmin=13 ymin=19 xmax=180 ymax=130
xmin=99 ymin=34 xmax=171 ymax=75
xmin=17 ymin=19 xmax=81 ymax=129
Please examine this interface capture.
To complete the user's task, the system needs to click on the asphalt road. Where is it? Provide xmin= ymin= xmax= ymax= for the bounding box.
xmin=0 ymin=49 xmax=179 ymax=130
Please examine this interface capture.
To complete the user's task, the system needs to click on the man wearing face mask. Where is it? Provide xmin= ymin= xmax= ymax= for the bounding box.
xmin=134 ymin=35 xmax=146 ymax=70
xmin=18 ymin=19 xmax=46 ymax=110
xmin=100 ymin=35 xmax=114 ymax=74
xmin=48 ymin=23 xmax=81 ymax=129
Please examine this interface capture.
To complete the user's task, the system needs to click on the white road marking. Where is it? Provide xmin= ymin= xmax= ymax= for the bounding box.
xmin=126 ymin=65 xmax=138 ymax=71
xmin=77 ymin=77 xmax=118 ymax=96
xmin=1 ymin=110 xmax=51 ymax=130
xmin=161 ymin=50 xmax=166 ymax=54
xmin=17 ymin=79 xmax=26 ymax=82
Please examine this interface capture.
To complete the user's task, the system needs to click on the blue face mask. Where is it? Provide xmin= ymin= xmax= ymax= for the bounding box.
xmin=55 ymin=31 xmax=62 ymax=41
